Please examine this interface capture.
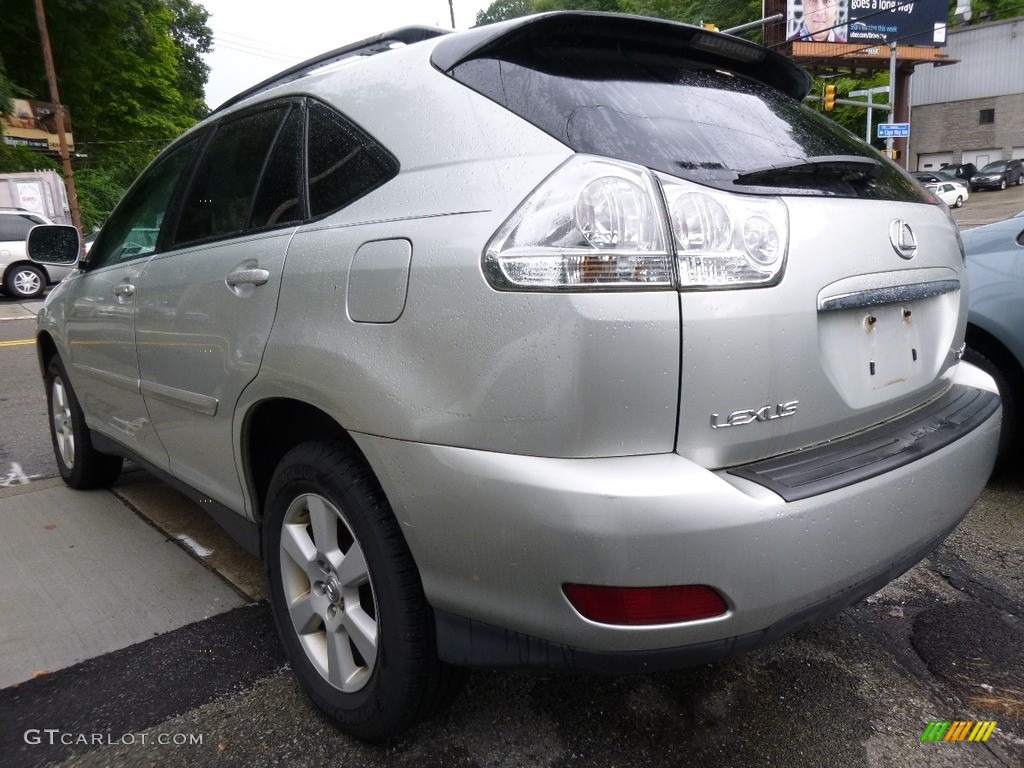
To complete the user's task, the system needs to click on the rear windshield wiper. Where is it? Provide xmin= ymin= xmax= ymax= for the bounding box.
xmin=734 ymin=155 xmax=883 ymax=187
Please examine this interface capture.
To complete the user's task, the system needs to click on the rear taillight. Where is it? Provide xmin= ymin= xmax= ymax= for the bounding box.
xmin=484 ymin=155 xmax=789 ymax=291
xmin=659 ymin=174 xmax=788 ymax=288
xmin=562 ymin=583 xmax=729 ymax=625
xmin=483 ymin=156 xmax=673 ymax=290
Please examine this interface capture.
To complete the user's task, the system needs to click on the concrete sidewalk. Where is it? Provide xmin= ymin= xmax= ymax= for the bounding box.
xmin=0 ymin=475 xmax=262 ymax=689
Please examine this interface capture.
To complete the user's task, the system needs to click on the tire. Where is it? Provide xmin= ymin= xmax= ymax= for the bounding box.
xmin=4 ymin=264 xmax=46 ymax=299
xmin=964 ymin=343 xmax=1023 ymax=471
xmin=46 ymin=357 xmax=124 ymax=489
xmin=1017 ymin=174 xmax=1023 ymax=186
xmin=263 ymin=441 xmax=462 ymax=742
xmin=954 ymin=196 xmax=963 ymax=208
xmin=999 ymin=179 xmax=1007 ymax=191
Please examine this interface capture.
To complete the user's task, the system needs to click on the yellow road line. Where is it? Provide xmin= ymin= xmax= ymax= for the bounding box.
xmin=0 ymin=339 xmax=34 ymax=348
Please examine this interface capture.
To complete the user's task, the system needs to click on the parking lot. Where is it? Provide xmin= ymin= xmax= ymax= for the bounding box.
xmin=0 ymin=184 xmax=1022 ymax=767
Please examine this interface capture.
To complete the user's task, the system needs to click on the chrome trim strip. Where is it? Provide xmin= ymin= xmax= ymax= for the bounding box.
xmin=140 ymin=379 xmax=218 ymax=417
xmin=817 ymin=279 xmax=960 ymax=312
xmin=72 ymin=363 xmax=140 ymax=394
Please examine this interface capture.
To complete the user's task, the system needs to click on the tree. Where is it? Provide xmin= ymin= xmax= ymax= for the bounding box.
xmin=0 ymin=0 xmax=212 ymax=226
xmin=476 ymin=0 xmax=534 ymax=25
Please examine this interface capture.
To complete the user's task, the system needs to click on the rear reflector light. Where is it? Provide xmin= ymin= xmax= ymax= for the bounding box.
xmin=562 ymin=583 xmax=728 ymax=625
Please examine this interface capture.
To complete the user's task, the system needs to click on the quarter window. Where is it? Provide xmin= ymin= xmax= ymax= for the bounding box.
xmin=306 ymin=102 xmax=398 ymax=218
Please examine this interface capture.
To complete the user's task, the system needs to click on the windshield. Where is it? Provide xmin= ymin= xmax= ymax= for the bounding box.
xmin=981 ymin=162 xmax=1008 ymax=172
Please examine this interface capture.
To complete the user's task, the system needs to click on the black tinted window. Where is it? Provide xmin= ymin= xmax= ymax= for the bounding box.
xmin=0 ymin=214 xmax=41 ymax=241
xmin=89 ymin=138 xmax=199 ymax=269
xmin=452 ymin=51 xmax=925 ymax=201
xmin=250 ymin=105 xmax=304 ymax=230
xmin=174 ymin=107 xmax=287 ymax=245
xmin=306 ymin=102 xmax=398 ymax=218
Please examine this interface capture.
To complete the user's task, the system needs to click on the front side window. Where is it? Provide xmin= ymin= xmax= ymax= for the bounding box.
xmin=88 ymin=137 xmax=200 ymax=270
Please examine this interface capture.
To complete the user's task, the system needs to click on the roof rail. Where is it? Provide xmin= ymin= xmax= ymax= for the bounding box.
xmin=213 ymin=26 xmax=450 ymax=114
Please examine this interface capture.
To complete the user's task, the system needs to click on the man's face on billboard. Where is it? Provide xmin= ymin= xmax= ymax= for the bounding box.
xmin=803 ymin=0 xmax=838 ymax=40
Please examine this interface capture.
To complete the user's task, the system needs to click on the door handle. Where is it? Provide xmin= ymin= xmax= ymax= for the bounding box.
xmin=226 ymin=268 xmax=270 ymax=288
xmin=113 ymin=283 xmax=135 ymax=297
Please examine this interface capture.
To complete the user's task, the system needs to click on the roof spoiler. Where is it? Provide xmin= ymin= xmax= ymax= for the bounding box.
xmin=430 ymin=12 xmax=813 ymax=101
xmin=214 ymin=26 xmax=451 ymax=114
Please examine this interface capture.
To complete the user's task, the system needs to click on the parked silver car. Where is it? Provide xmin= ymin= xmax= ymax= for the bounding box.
xmin=963 ymin=211 xmax=1024 ymax=466
xmin=0 ymin=208 xmax=76 ymax=298
xmin=29 ymin=12 xmax=1000 ymax=741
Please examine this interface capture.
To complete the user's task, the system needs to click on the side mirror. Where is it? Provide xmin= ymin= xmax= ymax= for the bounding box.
xmin=27 ymin=225 xmax=81 ymax=266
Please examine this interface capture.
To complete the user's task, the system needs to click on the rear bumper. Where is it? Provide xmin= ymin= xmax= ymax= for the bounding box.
xmin=353 ymin=372 xmax=1000 ymax=670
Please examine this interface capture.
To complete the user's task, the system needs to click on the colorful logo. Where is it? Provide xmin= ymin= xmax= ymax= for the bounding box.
xmin=921 ymin=721 xmax=997 ymax=742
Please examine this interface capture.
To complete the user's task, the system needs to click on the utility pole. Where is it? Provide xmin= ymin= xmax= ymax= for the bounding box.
xmin=33 ymin=0 xmax=84 ymax=246
xmin=449 ymin=1 xmax=456 ymax=29
xmin=886 ymin=42 xmax=897 ymax=163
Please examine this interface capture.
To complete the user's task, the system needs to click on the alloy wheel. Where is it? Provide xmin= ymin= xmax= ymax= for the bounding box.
xmin=50 ymin=376 xmax=75 ymax=469
xmin=279 ymin=492 xmax=379 ymax=693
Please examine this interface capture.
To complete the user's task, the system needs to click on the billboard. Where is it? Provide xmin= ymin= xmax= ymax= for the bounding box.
xmin=787 ymin=0 xmax=948 ymax=47
xmin=1 ymin=98 xmax=74 ymax=153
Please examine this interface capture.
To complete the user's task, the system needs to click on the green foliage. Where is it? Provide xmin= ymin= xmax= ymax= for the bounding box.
xmin=532 ymin=0 xmax=623 ymax=10
xmin=960 ymin=0 xmax=1024 ymax=24
xmin=0 ymin=143 xmax=60 ymax=173
xmin=0 ymin=55 xmax=14 ymax=118
xmin=810 ymin=70 xmax=890 ymax=147
xmin=74 ymin=166 xmax=127 ymax=230
xmin=476 ymin=0 xmax=534 ymax=25
xmin=0 ymin=0 xmax=211 ymax=226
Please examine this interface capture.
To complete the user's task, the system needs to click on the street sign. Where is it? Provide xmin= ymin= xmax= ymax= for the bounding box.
xmin=877 ymin=123 xmax=910 ymax=138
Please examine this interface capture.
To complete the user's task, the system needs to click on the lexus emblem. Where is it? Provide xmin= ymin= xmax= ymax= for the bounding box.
xmin=889 ymin=219 xmax=917 ymax=259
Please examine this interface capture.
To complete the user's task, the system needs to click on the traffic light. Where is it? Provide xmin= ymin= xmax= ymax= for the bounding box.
xmin=824 ymin=84 xmax=836 ymax=111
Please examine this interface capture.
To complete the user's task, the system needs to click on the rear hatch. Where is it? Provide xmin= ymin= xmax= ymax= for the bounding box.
xmin=438 ymin=13 xmax=966 ymax=468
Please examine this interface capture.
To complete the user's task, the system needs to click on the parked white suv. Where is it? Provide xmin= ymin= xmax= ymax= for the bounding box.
xmin=29 ymin=12 xmax=1001 ymax=741
xmin=0 ymin=208 xmax=76 ymax=298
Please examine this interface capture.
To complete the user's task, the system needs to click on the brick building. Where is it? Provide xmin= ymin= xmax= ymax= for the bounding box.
xmin=910 ymin=16 xmax=1024 ymax=172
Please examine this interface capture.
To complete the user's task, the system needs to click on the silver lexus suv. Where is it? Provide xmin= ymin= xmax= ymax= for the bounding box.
xmin=29 ymin=12 xmax=1001 ymax=741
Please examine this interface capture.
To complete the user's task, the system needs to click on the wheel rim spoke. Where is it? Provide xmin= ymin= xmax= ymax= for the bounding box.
xmin=307 ymin=496 xmax=340 ymax=561
xmin=288 ymin=593 xmax=321 ymax=635
xmin=326 ymin=625 xmax=362 ymax=690
xmin=280 ymin=520 xmax=317 ymax=577
xmin=341 ymin=607 xmax=378 ymax=674
xmin=336 ymin=543 xmax=369 ymax=588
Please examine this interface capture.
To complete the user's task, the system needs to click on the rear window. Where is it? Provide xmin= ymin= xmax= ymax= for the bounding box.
xmin=450 ymin=49 xmax=926 ymax=202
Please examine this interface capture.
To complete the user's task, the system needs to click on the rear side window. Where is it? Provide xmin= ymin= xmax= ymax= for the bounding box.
xmin=250 ymin=106 xmax=304 ymax=229
xmin=451 ymin=50 xmax=925 ymax=201
xmin=173 ymin=106 xmax=288 ymax=245
xmin=306 ymin=101 xmax=398 ymax=218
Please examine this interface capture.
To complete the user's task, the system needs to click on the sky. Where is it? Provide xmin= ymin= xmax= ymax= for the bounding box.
xmin=199 ymin=1 xmax=491 ymax=109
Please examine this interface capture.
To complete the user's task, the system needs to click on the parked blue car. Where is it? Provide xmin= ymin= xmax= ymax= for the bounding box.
xmin=964 ymin=211 xmax=1024 ymax=465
